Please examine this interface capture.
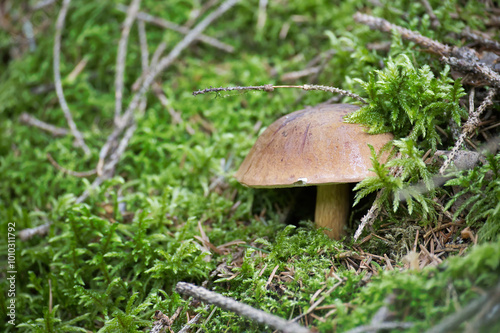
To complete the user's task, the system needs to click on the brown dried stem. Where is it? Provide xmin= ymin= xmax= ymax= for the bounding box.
xmin=353 ymin=12 xmax=500 ymax=88
xmin=176 ymin=305 xmax=210 ymax=333
xmin=441 ymin=56 xmax=500 ymax=88
xmin=53 ymin=0 xmax=90 ymax=155
xmin=175 ymin=282 xmax=311 ymax=333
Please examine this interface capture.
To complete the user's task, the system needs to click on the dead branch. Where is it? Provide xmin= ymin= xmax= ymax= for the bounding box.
xmin=441 ymin=56 xmax=500 ymax=88
xmin=18 ymin=222 xmax=51 ymax=241
xmin=97 ymin=0 xmax=241 ymax=177
xmin=440 ymin=88 xmax=497 ymax=174
xmin=353 ymin=12 xmax=500 ymax=88
xmin=193 ymin=84 xmax=367 ymax=103
xmin=176 ymin=305 xmax=210 ymax=333
xmin=256 ymin=0 xmax=268 ymax=31
xmin=292 ymin=279 xmax=344 ymax=322
xmin=150 ymin=308 xmax=182 ymax=333
xmin=19 ymin=112 xmax=68 ymax=136
xmin=461 ymin=27 xmax=500 ymax=52
xmin=175 ymin=282 xmax=311 ymax=333
xmin=32 ymin=0 xmax=56 ymax=11
xmin=425 ymin=279 xmax=500 ymax=333
xmin=53 ymin=0 xmax=90 ymax=155
xmin=353 ymin=12 xmax=451 ymax=55
xmin=420 ymin=0 xmax=440 ymax=28
xmin=138 ymin=20 xmax=149 ymax=72
xmin=344 ymin=322 xmax=414 ymax=333
xmin=116 ymin=4 xmax=235 ymax=53
xmin=47 ymin=153 xmax=96 ymax=177
xmin=114 ymin=0 xmax=141 ymax=125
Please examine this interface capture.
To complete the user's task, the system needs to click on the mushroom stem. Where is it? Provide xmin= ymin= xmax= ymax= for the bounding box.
xmin=315 ymin=184 xmax=350 ymax=240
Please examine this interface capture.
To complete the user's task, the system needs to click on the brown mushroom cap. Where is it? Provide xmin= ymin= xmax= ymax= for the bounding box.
xmin=235 ymin=104 xmax=393 ymax=187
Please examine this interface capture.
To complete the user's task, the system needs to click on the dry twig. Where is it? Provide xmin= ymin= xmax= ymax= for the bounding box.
xmin=177 ymin=305 xmax=210 ymax=333
xmin=116 ymin=4 xmax=234 ymax=53
xmin=114 ymin=0 xmax=142 ymax=125
xmin=193 ymin=84 xmax=367 ymax=103
xmin=439 ymin=88 xmax=497 ymax=174
xmin=46 ymin=153 xmax=96 ymax=177
xmin=97 ymin=0 xmax=240 ymax=177
xmin=426 ymin=280 xmax=500 ymax=333
xmin=19 ymin=112 xmax=68 ymax=136
xmin=175 ymin=282 xmax=311 ymax=333
xmin=53 ymin=0 xmax=90 ymax=155
xmin=420 ymin=0 xmax=440 ymax=28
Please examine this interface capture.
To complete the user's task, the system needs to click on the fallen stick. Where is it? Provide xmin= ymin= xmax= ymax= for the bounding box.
xmin=53 ymin=0 xmax=90 ymax=155
xmin=116 ymin=4 xmax=234 ymax=53
xmin=175 ymin=282 xmax=311 ymax=333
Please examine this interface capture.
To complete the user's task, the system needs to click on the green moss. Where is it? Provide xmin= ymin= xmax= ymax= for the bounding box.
xmin=0 ymin=0 xmax=498 ymax=332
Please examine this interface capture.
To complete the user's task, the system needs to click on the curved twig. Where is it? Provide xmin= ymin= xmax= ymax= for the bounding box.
xmin=53 ymin=0 xmax=90 ymax=155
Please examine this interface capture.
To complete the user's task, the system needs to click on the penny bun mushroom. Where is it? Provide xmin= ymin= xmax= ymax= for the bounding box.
xmin=235 ymin=104 xmax=393 ymax=240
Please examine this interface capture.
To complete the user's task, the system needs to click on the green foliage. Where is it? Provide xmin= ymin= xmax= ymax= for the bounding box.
xmin=0 ymin=0 xmax=496 ymax=332
xmin=353 ymin=139 xmax=436 ymax=220
xmin=346 ymin=52 xmax=468 ymax=225
xmin=346 ymin=53 xmax=466 ymax=151
xmin=445 ymin=152 xmax=500 ymax=242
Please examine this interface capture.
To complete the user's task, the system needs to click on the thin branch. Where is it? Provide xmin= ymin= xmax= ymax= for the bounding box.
xmin=101 ymin=122 xmax=137 ymax=177
xmin=114 ymin=0 xmax=141 ymax=125
xmin=116 ymin=4 xmax=235 ymax=53
xmin=461 ymin=27 xmax=500 ymax=52
xmin=53 ymin=0 xmax=90 ymax=155
xmin=441 ymin=56 xmax=500 ymax=88
xmin=354 ymin=201 xmax=380 ymax=242
xmin=439 ymin=88 xmax=497 ymax=174
xmin=354 ymin=156 xmax=403 ymax=241
xmin=47 ymin=153 xmax=96 ymax=177
xmin=292 ymin=280 xmax=344 ymax=322
xmin=425 ymin=280 xmax=500 ymax=333
xmin=137 ymin=19 xmax=149 ymax=113
xmin=177 ymin=305 xmax=210 ymax=333
xmin=19 ymin=112 xmax=68 ymax=136
xmin=353 ymin=12 xmax=451 ymax=55
xmin=76 ymin=176 xmax=104 ymax=204
xmin=344 ymin=322 xmax=414 ymax=333
xmin=353 ymin=12 xmax=500 ymax=88
xmin=132 ymin=41 xmax=166 ymax=92
xmin=138 ymin=20 xmax=149 ymax=72
xmin=32 ymin=0 xmax=56 ymax=11
xmin=420 ymin=0 xmax=440 ymax=28
xmin=97 ymin=0 xmax=240 ymax=175
xmin=257 ymin=0 xmax=268 ymax=31
xmin=19 ymin=223 xmax=51 ymax=241
xmin=175 ymin=282 xmax=311 ymax=333
xmin=193 ymin=84 xmax=367 ymax=103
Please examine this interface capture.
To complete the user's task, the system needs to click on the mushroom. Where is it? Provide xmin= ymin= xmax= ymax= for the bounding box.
xmin=235 ymin=104 xmax=393 ymax=240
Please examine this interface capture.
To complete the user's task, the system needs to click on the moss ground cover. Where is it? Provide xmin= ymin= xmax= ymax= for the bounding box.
xmin=1 ymin=0 xmax=499 ymax=332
